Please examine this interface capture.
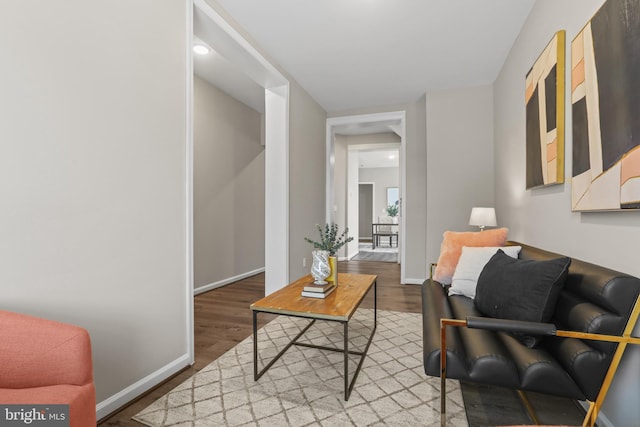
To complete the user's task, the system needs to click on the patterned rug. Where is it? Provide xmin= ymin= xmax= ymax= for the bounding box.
xmin=133 ymin=310 xmax=467 ymax=426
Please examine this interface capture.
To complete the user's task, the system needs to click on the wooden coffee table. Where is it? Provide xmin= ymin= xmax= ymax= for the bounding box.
xmin=250 ymin=272 xmax=377 ymax=401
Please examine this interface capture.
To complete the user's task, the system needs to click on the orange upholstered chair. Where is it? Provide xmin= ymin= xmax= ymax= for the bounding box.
xmin=0 ymin=310 xmax=96 ymax=427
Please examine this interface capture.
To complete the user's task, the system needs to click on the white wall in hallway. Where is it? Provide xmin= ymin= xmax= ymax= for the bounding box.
xmin=359 ymin=167 xmax=400 ymax=223
xmin=425 ymin=85 xmax=495 ymax=266
xmin=193 ymin=76 xmax=265 ymax=292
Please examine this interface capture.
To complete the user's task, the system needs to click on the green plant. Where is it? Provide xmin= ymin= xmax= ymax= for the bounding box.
xmin=386 ymin=204 xmax=399 ymax=217
xmin=304 ymin=223 xmax=354 ymax=256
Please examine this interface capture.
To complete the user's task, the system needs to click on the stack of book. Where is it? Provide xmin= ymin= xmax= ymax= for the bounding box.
xmin=301 ymin=282 xmax=335 ymax=298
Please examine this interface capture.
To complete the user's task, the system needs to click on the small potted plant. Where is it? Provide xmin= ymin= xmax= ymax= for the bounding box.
xmin=305 ymin=223 xmax=353 ymax=284
xmin=386 ymin=204 xmax=399 ymax=223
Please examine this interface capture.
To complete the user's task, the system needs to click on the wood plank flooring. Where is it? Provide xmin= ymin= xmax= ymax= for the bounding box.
xmin=98 ymin=260 xmax=418 ymax=426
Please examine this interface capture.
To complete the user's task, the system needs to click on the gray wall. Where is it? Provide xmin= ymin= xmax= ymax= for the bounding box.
xmin=329 ymin=102 xmax=426 ymax=283
xmin=0 ymin=0 xmax=188 ymax=407
xmin=289 ymin=82 xmax=327 ymax=280
xmin=359 ymin=167 xmax=400 ymax=222
xmin=494 ymin=1 xmax=640 ymax=425
xmin=193 ymin=76 xmax=265 ymax=291
xmin=425 ymin=85 xmax=495 ymax=265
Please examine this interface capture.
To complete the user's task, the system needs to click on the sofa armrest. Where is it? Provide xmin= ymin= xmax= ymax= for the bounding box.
xmin=422 ymin=279 xmax=453 ymax=354
xmin=466 ymin=316 xmax=557 ymax=336
xmin=0 ymin=311 xmax=94 ymax=389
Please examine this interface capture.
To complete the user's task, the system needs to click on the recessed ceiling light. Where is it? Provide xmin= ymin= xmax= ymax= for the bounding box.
xmin=388 ymin=154 xmax=396 ymax=159
xmin=193 ymin=44 xmax=210 ymax=55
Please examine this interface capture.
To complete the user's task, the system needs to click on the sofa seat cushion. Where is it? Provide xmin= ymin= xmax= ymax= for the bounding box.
xmin=449 ymin=295 xmax=520 ymax=388
xmin=499 ymin=333 xmax=585 ymax=399
xmin=0 ymin=384 xmax=96 ymax=427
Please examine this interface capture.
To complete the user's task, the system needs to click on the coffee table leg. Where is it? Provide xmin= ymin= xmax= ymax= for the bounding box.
xmin=343 ymin=278 xmax=378 ymax=401
xmin=374 ymin=278 xmax=377 ymax=326
xmin=253 ymin=310 xmax=258 ymax=381
xmin=254 ymin=317 xmax=316 ymax=382
xmin=344 ymin=321 xmax=349 ymax=401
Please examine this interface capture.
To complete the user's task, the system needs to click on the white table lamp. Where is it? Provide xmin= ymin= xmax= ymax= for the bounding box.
xmin=469 ymin=207 xmax=497 ymax=231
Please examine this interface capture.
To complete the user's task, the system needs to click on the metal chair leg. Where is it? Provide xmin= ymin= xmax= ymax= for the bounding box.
xmin=440 ymin=318 xmax=466 ymax=427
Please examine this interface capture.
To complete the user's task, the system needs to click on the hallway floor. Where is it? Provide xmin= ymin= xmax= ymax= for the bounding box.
xmin=350 ymin=242 xmax=398 ymax=262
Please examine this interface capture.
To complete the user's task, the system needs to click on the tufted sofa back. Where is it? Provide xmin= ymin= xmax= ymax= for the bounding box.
xmin=514 ymin=242 xmax=640 ymax=401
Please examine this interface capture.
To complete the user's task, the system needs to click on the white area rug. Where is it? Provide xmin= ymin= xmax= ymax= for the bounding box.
xmin=351 ymin=244 xmax=398 ymax=262
xmin=358 ymin=243 xmax=398 ymax=254
xmin=133 ymin=310 xmax=467 ymax=426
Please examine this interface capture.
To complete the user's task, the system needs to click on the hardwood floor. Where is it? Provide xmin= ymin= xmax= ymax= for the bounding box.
xmin=98 ymin=260 xmax=419 ymax=426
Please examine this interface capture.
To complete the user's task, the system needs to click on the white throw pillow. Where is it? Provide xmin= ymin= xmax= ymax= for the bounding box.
xmin=449 ymin=246 xmax=522 ymax=298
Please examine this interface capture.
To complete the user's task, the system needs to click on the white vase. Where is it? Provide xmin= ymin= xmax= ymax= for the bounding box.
xmin=311 ymin=250 xmax=330 ymax=284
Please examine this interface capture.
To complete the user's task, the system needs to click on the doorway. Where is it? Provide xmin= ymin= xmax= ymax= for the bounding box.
xmin=352 ymin=156 xmax=400 ymax=263
xmin=358 ymin=183 xmax=373 ymax=241
xmin=354 ymin=181 xmax=398 ymax=262
xmin=326 ymin=111 xmax=406 ymax=278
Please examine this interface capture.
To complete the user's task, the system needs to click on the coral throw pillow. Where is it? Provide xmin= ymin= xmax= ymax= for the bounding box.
xmin=432 ymin=228 xmax=508 ymax=285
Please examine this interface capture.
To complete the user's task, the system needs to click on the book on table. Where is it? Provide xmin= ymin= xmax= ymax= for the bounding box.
xmin=303 ymin=282 xmax=334 ymax=293
xmin=301 ymin=283 xmax=335 ymax=298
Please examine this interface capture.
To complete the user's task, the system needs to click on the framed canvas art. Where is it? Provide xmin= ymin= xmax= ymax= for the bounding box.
xmin=525 ymin=30 xmax=566 ymax=189
xmin=571 ymin=0 xmax=640 ymax=211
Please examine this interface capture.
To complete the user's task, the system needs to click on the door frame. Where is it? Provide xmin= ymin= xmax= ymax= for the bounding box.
xmin=326 ymin=111 xmax=407 ymax=282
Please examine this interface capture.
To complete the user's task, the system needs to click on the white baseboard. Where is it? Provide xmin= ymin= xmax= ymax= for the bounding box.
xmin=194 ymin=267 xmax=265 ymax=296
xmin=96 ymin=353 xmax=191 ymax=421
xmin=403 ymin=277 xmax=424 ymax=285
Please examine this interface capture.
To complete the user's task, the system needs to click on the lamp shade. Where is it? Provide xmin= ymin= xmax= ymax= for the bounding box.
xmin=469 ymin=207 xmax=497 ymax=230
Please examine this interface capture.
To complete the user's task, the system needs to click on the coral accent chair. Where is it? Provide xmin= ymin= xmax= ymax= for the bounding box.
xmin=0 ymin=310 xmax=96 ymax=427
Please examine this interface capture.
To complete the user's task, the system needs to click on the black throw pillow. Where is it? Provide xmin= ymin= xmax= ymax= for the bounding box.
xmin=474 ymin=250 xmax=571 ymax=346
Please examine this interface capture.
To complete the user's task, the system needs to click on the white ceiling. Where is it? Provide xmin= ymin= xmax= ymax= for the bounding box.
xmin=193 ymin=6 xmax=267 ymax=113
xmin=193 ymin=36 xmax=265 ymax=113
xmin=193 ymin=2 xmax=532 ymax=174
xmin=212 ymin=0 xmax=535 ymax=112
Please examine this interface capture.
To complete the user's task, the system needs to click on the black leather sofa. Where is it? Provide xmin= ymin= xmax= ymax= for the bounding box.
xmin=422 ymin=241 xmax=640 ymax=425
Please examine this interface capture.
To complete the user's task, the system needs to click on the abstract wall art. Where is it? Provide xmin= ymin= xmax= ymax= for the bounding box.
xmin=525 ymin=30 xmax=566 ymax=189
xmin=571 ymin=0 xmax=640 ymax=211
